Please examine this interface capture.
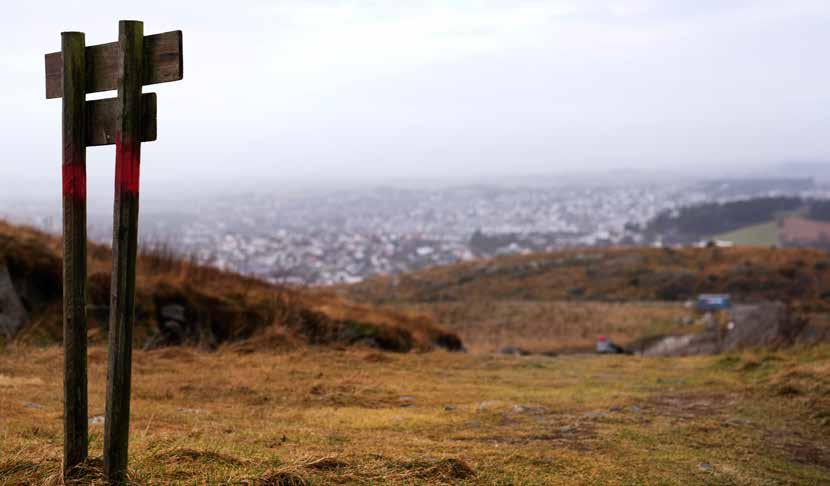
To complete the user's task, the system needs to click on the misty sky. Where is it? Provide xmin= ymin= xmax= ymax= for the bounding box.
xmin=1 ymin=0 xmax=829 ymax=200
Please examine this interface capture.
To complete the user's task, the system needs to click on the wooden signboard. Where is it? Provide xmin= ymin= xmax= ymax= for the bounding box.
xmin=45 ymin=20 xmax=182 ymax=483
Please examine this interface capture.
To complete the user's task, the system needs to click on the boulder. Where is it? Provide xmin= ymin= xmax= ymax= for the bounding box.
xmin=160 ymin=303 xmax=186 ymax=322
xmin=722 ymin=303 xmax=806 ymax=350
xmin=499 ymin=346 xmax=530 ymax=356
xmin=643 ymin=302 xmax=808 ymax=356
xmin=145 ymin=303 xmax=194 ymax=349
xmin=0 ymin=262 xmax=28 ymax=338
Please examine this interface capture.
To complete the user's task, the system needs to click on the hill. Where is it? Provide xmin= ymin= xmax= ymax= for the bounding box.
xmin=638 ymin=196 xmax=804 ymax=244
xmin=713 ymin=221 xmax=779 ymax=246
xmin=346 ymin=246 xmax=830 ymax=308
xmin=343 ymin=246 xmax=830 ymax=352
xmin=0 ymin=220 xmax=461 ymax=352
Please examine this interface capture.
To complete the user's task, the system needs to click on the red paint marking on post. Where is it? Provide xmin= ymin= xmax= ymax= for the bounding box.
xmin=62 ymin=163 xmax=87 ymax=200
xmin=114 ymin=135 xmax=141 ymax=194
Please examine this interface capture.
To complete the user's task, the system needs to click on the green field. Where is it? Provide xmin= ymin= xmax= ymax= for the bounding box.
xmin=713 ymin=221 xmax=779 ymax=246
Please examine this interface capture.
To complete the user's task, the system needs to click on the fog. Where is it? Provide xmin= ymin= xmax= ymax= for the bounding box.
xmin=2 ymin=0 xmax=829 ymax=203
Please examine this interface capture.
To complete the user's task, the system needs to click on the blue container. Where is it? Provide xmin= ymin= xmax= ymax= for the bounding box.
xmin=695 ymin=294 xmax=731 ymax=312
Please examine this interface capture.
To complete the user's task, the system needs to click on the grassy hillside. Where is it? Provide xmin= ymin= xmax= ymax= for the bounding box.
xmin=342 ymin=246 xmax=830 ymax=353
xmin=2 ymin=344 xmax=829 ymax=484
xmin=0 ymin=220 xmax=460 ymax=352
xmin=713 ymin=221 xmax=779 ymax=246
xmin=381 ymin=300 xmax=689 ymax=354
xmin=346 ymin=246 xmax=830 ymax=309
xmin=640 ymin=196 xmax=803 ymax=244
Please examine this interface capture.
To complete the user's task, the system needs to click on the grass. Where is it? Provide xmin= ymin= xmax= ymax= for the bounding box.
xmin=0 ymin=219 xmax=460 ymax=352
xmin=383 ymin=300 xmax=688 ymax=353
xmin=344 ymin=246 xmax=830 ymax=310
xmin=713 ymin=221 xmax=780 ymax=247
xmin=2 ymin=344 xmax=829 ymax=484
xmin=343 ymin=244 xmax=830 ymax=355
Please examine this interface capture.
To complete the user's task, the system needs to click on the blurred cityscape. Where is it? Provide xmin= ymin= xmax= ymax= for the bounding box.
xmin=5 ymin=172 xmax=826 ymax=286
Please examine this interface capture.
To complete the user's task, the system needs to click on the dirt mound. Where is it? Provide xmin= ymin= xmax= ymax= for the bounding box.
xmin=0 ymin=220 xmax=461 ymax=352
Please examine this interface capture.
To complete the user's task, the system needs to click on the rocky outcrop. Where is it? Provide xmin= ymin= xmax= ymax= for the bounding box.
xmin=0 ymin=262 xmax=28 ymax=338
xmin=643 ymin=302 xmax=809 ymax=356
xmin=723 ymin=303 xmax=807 ymax=349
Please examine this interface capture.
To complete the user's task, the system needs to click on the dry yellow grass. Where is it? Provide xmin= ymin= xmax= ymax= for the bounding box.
xmin=384 ymin=300 xmax=688 ymax=353
xmin=346 ymin=246 xmax=830 ymax=311
xmin=0 ymin=219 xmax=460 ymax=352
xmin=2 ymin=344 xmax=829 ymax=484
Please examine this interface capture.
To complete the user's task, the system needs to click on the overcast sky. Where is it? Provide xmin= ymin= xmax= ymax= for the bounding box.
xmin=1 ymin=0 xmax=829 ymax=200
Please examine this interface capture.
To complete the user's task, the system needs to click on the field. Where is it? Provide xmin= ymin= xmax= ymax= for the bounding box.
xmin=713 ymin=222 xmax=780 ymax=247
xmin=345 ymin=246 xmax=830 ymax=310
xmin=2 ymin=344 xmax=830 ymax=484
xmin=382 ymin=300 xmax=688 ymax=353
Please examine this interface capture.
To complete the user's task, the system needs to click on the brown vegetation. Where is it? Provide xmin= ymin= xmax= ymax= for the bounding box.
xmin=384 ymin=300 xmax=687 ymax=353
xmin=340 ymin=246 xmax=830 ymax=354
xmin=1 ymin=344 xmax=829 ymax=483
xmin=0 ymin=220 xmax=460 ymax=352
xmin=780 ymin=215 xmax=830 ymax=247
xmin=346 ymin=246 xmax=830 ymax=309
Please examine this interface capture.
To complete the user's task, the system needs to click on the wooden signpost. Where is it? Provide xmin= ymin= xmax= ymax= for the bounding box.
xmin=45 ymin=20 xmax=182 ymax=482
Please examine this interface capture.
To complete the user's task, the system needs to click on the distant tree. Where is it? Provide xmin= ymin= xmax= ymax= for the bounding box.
xmin=808 ymin=200 xmax=830 ymax=222
xmin=642 ymin=197 xmax=804 ymax=244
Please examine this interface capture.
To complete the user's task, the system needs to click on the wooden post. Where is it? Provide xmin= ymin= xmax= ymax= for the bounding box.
xmin=60 ymin=30 xmax=89 ymax=477
xmin=46 ymin=20 xmax=181 ymax=484
xmin=103 ymin=20 xmax=144 ymax=484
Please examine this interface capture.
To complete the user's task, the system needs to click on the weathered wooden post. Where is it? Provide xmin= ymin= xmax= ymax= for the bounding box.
xmin=45 ymin=20 xmax=182 ymax=483
xmin=60 ymin=30 xmax=89 ymax=477
xmin=103 ymin=20 xmax=144 ymax=483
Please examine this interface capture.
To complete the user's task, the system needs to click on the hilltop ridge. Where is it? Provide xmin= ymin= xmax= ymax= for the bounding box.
xmin=346 ymin=246 xmax=830 ymax=308
xmin=0 ymin=220 xmax=461 ymax=352
xmin=343 ymin=245 xmax=830 ymax=353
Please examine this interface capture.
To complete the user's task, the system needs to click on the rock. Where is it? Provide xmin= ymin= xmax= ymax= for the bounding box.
xmin=644 ymin=302 xmax=810 ymax=356
xmin=499 ymin=346 xmax=530 ymax=356
xmin=477 ymin=400 xmax=502 ymax=412
xmin=512 ymin=404 xmax=546 ymax=415
xmin=399 ymin=396 xmax=415 ymax=407
xmin=0 ymin=262 xmax=28 ymax=338
xmin=161 ymin=304 xmax=186 ymax=322
xmin=722 ymin=417 xmax=753 ymax=427
xmin=723 ymin=303 xmax=806 ymax=350
xmin=23 ymin=402 xmax=44 ymax=410
xmin=146 ymin=303 xmax=195 ymax=349
xmin=628 ymin=405 xmax=642 ymax=413
xmin=177 ymin=407 xmax=208 ymax=414
xmin=583 ymin=411 xmax=608 ymax=419
xmin=698 ymin=463 xmax=714 ymax=473
xmin=559 ymin=425 xmax=577 ymax=433
xmin=643 ymin=334 xmax=718 ymax=357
